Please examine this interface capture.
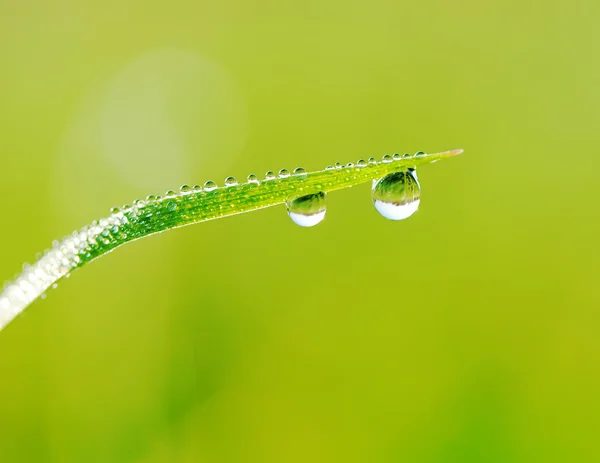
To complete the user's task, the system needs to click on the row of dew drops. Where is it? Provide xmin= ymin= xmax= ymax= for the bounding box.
xmin=107 ymin=151 xmax=426 ymax=228
xmin=1 ymin=152 xmax=425 ymax=310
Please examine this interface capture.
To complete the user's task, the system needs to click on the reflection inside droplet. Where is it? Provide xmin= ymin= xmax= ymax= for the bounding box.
xmin=286 ymin=191 xmax=327 ymax=227
xmin=372 ymin=170 xmax=421 ymax=220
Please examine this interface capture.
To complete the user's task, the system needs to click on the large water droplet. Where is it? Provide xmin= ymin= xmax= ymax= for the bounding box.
xmin=286 ymin=191 xmax=326 ymax=227
xmin=372 ymin=170 xmax=421 ymax=220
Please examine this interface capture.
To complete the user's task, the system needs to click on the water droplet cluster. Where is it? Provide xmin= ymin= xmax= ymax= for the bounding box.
xmin=1 ymin=150 xmax=443 ymax=328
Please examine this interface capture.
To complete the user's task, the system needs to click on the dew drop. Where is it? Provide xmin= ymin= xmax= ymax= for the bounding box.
xmin=203 ymin=180 xmax=217 ymax=191
xmin=287 ymin=191 xmax=326 ymax=227
xmin=382 ymin=154 xmax=393 ymax=163
xmin=110 ymin=207 xmax=121 ymax=214
xmin=293 ymin=167 xmax=306 ymax=175
xmin=278 ymin=168 xmax=290 ymax=178
xmin=180 ymin=184 xmax=192 ymax=193
xmin=265 ymin=171 xmax=275 ymax=180
xmin=346 ymin=162 xmax=354 ymax=168
xmin=415 ymin=151 xmax=425 ymax=157
xmin=165 ymin=190 xmax=177 ymax=197
xmin=357 ymin=159 xmax=367 ymax=167
xmin=372 ymin=170 xmax=421 ymax=221
xmin=146 ymin=194 xmax=157 ymax=202
xmin=193 ymin=184 xmax=202 ymax=191
xmin=325 ymin=165 xmax=334 ymax=170
xmin=368 ymin=157 xmax=377 ymax=165
xmin=224 ymin=176 xmax=238 ymax=186
xmin=334 ymin=162 xmax=342 ymax=169
xmin=393 ymin=153 xmax=401 ymax=161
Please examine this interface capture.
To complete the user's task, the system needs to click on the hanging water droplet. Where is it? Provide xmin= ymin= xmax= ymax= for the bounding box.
xmin=180 ymin=184 xmax=192 ymax=193
xmin=265 ymin=171 xmax=275 ymax=180
xmin=372 ymin=170 xmax=421 ymax=221
xmin=382 ymin=154 xmax=393 ymax=163
xmin=278 ymin=168 xmax=290 ymax=178
xmin=247 ymin=174 xmax=259 ymax=184
xmin=293 ymin=167 xmax=306 ymax=175
xmin=224 ymin=176 xmax=238 ymax=186
xmin=286 ymin=191 xmax=327 ymax=227
xmin=203 ymin=180 xmax=217 ymax=191
xmin=357 ymin=159 xmax=367 ymax=167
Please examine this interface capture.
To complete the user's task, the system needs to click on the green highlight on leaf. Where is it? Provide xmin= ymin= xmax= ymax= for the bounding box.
xmin=0 ymin=149 xmax=462 ymax=331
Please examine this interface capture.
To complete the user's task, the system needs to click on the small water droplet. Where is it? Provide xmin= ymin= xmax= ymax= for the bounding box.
xmin=415 ymin=151 xmax=425 ymax=157
xmin=293 ymin=167 xmax=306 ymax=175
xmin=346 ymin=162 xmax=354 ymax=168
xmin=357 ymin=159 xmax=367 ymax=167
xmin=286 ymin=191 xmax=327 ymax=227
xmin=326 ymin=165 xmax=334 ymax=170
xmin=368 ymin=157 xmax=377 ymax=165
xmin=203 ymin=180 xmax=217 ymax=191
xmin=110 ymin=207 xmax=121 ymax=214
xmin=393 ymin=153 xmax=401 ymax=161
xmin=403 ymin=153 xmax=411 ymax=158
xmin=193 ymin=184 xmax=202 ymax=191
xmin=52 ymin=283 xmax=58 ymax=289
xmin=372 ymin=170 xmax=421 ymax=220
xmin=265 ymin=171 xmax=275 ymax=180
xmin=334 ymin=162 xmax=342 ymax=169
xmin=247 ymin=174 xmax=259 ymax=184
xmin=41 ymin=293 xmax=47 ymax=299
xmin=278 ymin=168 xmax=290 ymax=178
xmin=382 ymin=154 xmax=393 ymax=163
xmin=167 ymin=201 xmax=177 ymax=212
xmin=146 ymin=194 xmax=157 ymax=201
xmin=165 ymin=190 xmax=177 ymax=197
xmin=224 ymin=176 xmax=238 ymax=186
xmin=180 ymin=184 xmax=192 ymax=193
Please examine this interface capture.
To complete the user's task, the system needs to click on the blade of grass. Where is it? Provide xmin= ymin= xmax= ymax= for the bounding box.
xmin=0 ymin=149 xmax=462 ymax=331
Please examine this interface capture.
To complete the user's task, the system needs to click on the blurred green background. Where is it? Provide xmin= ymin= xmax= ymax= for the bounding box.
xmin=1 ymin=0 xmax=599 ymax=461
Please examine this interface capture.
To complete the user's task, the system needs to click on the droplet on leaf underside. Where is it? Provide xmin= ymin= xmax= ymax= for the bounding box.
xmin=372 ymin=170 xmax=421 ymax=221
xmin=287 ymin=191 xmax=327 ymax=227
